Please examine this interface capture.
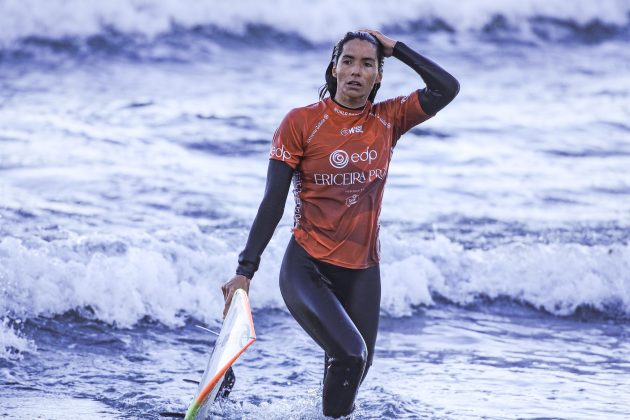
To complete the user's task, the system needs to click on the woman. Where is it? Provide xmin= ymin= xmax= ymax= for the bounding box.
xmin=221 ymin=29 xmax=459 ymax=417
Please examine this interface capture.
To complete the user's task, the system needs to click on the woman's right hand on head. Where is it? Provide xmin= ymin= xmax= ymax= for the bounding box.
xmin=221 ymin=274 xmax=251 ymax=318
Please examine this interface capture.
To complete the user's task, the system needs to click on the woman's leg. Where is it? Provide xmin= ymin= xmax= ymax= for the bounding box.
xmin=341 ymin=268 xmax=381 ymax=382
xmin=317 ymin=262 xmax=381 ymax=383
xmin=279 ymin=237 xmax=369 ymax=418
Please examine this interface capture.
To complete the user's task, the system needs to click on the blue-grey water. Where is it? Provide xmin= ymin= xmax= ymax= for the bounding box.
xmin=1 ymin=1 xmax=630 ymax=418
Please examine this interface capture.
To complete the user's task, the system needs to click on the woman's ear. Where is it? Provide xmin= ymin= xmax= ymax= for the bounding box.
xmin=376 ymin=71 xmax=382 ymax=84
xmin=331 ymin=66 xmax=337 ymax=78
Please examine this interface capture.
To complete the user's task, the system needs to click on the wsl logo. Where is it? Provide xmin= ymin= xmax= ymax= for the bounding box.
xmin=340 ymin=125 xmax=363 ymax=136
xmin=329 ymin=147 xmax=378 ymax=169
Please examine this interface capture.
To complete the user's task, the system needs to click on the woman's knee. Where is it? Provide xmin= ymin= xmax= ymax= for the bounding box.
xmin=328 ymin=339 xmax=368 ymax=371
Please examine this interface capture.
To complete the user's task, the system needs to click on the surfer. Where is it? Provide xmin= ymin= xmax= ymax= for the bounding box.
xmin=222 ymin=29 xmax=459 ymax=418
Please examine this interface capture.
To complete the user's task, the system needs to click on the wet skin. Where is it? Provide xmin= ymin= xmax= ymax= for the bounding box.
xmin=332 ymin=39 xmax=382 ymax=108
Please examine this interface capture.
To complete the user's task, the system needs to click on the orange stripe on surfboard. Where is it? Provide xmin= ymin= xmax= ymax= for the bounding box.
xmin=193 ymin=290 xmax=256 ymax=408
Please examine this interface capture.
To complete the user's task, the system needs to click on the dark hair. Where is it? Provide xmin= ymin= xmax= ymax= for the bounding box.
xmin=319 ymin=31 xmax=385 ymax=103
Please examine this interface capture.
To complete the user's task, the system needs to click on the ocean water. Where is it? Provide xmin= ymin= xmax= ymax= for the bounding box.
xmin=1 ymin=1 xmax=630 ymax=418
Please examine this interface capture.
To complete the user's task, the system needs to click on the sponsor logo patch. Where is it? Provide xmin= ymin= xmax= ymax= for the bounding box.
xmin=269 ymin=144 xmax=291 ymax=161
xmin=346 ymin=194 xmax=359 ymax=207
xmin=329 ymin=147 xmax=377 ymax=169
xmin=307 ymin=114 xmax=329 ymax=143
xmin=340 ymin=125 xmax=363 ymax=136
xmin=329 ymin=150 xmax=349 ymax=168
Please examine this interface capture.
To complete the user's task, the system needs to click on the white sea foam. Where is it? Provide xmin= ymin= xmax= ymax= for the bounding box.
xmin=380 ymin=232 xmax=630 ymax=317
xmin=0 ymin=318 xmax=32 ymax=360
xmin=2 ymin=222 xmax=629 ymax=359
xmin=0 ymin=0 xmax=628 ymax=45
xmin=0 ymin=229 xmax=233 ymax=328
xmin=1 ymin=226 xmax=628 ymax=335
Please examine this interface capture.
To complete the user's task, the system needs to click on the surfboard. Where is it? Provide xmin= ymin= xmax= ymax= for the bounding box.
xmin=184 ymin=289 xmax=256 ymax=420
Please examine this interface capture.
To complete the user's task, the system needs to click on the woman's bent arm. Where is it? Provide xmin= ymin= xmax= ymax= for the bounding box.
xmin=393 ymin=42 xmax=460 ymax=115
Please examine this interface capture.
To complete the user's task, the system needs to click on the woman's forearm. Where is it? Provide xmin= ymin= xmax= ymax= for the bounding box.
xmin=235 ymin=159 xmax=294 ymax=279
xmin=393 ymin=41 xmax=460 ymax=115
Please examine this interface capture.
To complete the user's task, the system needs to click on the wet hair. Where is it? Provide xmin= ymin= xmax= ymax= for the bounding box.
xmin=319 ymin=31 xmax=385 ymax=103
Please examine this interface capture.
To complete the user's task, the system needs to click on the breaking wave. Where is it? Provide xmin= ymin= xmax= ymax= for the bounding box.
xmin=1 ymin=226 xmax=628 ymax=332
xmin=1 ymin=0 xmax=629 ymax=62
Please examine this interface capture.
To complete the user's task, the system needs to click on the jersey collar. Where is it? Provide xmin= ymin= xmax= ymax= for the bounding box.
xmin=327 ymin=97 xmax=371 ymax=117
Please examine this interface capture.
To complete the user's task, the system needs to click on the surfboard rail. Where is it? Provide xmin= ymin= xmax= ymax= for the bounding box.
xmin=184 ymin=289 xmax=256 ymax=420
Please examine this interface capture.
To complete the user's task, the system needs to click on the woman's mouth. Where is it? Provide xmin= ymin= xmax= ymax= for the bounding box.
xmin=347 ymin=80 xmax=362 ymax=89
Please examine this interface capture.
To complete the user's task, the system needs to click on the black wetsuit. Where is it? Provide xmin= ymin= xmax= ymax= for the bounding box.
xmin=236 ymin=42 xmax=459 ymax=418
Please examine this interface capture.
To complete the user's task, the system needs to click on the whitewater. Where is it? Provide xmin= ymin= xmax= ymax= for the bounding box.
xmin=1 ymin=1 xmax=630 ymax=418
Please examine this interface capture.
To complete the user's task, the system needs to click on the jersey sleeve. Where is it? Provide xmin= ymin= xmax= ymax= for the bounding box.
xmin=381 ymin=91 xmax=432 ymax=146
xmin=269 ymin=109 xmax=304 ymax=169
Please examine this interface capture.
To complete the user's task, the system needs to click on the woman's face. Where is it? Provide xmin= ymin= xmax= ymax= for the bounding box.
xmin=332 ymin=39 xmax=382 ymax=106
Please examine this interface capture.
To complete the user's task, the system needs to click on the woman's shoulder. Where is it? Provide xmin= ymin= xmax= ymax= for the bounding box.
xmin=293 ymin=99 xmax=327 ymax=114
xmin=281 ymin=100 xmax=328 ymax=125
xmin=373 ymin=92 xmax=415 ymax=107
xmin=372 ymin=91 xmax=424 ymax=115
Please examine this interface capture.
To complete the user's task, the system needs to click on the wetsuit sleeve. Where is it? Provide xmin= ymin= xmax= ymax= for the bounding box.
xmin=393 ymin=41 xmax=460 ymax=116
xmin=235 ymin=159 xmax=294 ymax=279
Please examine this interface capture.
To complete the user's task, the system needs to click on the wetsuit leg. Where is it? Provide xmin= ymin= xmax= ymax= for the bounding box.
xmin=279 ymin=236 xmax=381 ymax=418
xmin=317 ymin=262 xmax=381 ymax=383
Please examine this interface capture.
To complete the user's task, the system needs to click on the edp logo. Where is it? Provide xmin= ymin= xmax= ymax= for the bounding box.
xmin=269 ymin=144 xmax=291 ymax=161
xmin=329 ymin=147 xmax=378 ymax=169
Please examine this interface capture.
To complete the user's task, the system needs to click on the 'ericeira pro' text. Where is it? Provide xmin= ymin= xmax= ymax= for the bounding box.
xmin=314 ymin=168 xmax=387 ymax=186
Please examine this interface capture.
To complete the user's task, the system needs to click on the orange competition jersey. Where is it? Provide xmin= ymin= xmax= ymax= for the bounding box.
xmin=269 ymin=93 xmax=431 ymax=269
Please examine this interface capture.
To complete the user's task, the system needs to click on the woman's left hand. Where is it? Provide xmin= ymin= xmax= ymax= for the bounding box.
xmin=360 ymin=29 xmax=397 ymax=57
